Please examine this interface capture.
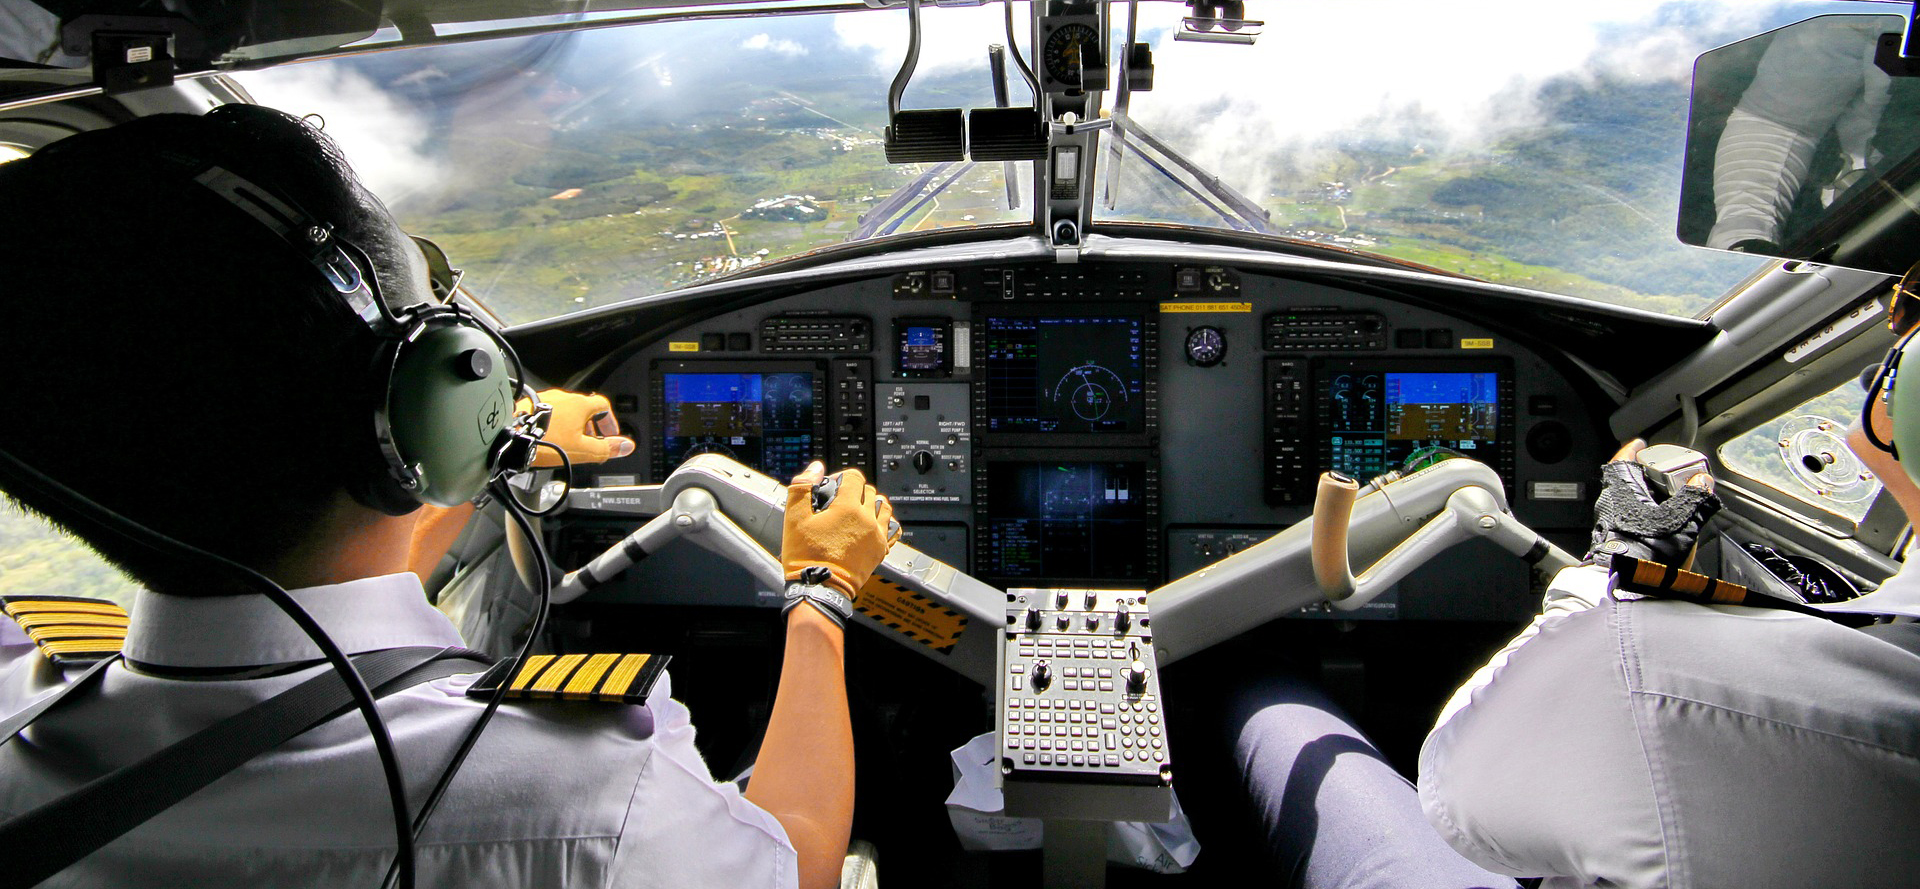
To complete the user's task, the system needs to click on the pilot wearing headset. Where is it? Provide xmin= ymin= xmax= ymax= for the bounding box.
xmin=0 ymin=105 xmax=893 ymax=888
xmin=1417 ymin=271 xmax=1920 ymax=886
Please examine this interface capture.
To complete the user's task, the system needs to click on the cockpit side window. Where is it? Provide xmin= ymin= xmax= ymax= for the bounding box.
xmin=1717 ymin=378 xmax=1882 ymax=523
xmin=0 ymin=503 xmax=141 ymax=611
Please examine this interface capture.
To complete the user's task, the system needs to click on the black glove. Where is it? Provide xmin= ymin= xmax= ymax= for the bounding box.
xmin=1585 ymin=461 xmax=1722 ymax=569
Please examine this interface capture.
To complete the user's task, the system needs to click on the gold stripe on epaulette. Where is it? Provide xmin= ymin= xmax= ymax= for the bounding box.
xmin=38 ymin=639 xmax=124 ymax=657
xmin=528 ymin=653 xmax=588 ymax=698
xmin=561 ymin=653 xmax=622 ymax=700
xmin=601 ymin=654 xmax=651 ymax=697
xmin=11 ymin=612 xmax=130 ymax=630
xmin=25 ymin=625 xmax=128 ymax=642
xmin=2 ymin=599 xmax=128 ymax=618
xmin=508 ymin=654 xmax=554 ymax=691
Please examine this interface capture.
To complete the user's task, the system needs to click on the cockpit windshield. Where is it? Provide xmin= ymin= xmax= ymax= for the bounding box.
xmin=218 ymin=2 xmax=1889 ymax=326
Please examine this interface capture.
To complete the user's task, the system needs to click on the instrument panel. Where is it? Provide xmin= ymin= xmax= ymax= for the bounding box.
xmin=579 ymin=261 xmax=1611 ymax=622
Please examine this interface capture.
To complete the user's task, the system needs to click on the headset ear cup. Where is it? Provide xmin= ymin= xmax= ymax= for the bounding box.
xmin=346 ymin=337 xmax=428 ymax=516
xmin=383 ymin=321 xmax=516 ymax=508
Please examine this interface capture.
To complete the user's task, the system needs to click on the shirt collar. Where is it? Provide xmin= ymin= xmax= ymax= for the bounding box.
xmin=124 ymin=573 xmax=466 ymax=669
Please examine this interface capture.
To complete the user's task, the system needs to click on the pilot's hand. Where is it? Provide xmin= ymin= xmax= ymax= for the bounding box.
xmin=1585 ymin=439 xmax=1720 ymax=569
xmin=517 ymin=389 xmax=636 ymax=467
xmin=782 ymin=462 xmax=897 ymax=600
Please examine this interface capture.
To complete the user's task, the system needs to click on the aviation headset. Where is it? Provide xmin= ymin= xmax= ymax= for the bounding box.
xmin=173 ymin=159 xmax=542 ymax=514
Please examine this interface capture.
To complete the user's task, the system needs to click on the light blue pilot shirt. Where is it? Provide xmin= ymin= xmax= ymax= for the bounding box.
xmin=1418 ymin=564 xmax=1920 ymax=888
xmin=0 ymin=573 xmax=797 ymax=887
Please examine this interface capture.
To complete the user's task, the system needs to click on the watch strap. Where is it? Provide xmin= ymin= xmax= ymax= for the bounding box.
xmin=782 ymin=579 xmax=852 ymax=629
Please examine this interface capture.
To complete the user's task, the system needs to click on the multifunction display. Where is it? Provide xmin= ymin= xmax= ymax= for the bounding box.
xmin=1265 ymin=358 xmax=1515 ymax=505
xmin=979 ymin=315 xmax=1148 ymax=434
xmin=650 ymin=361 xmax=826 ymax=482
xmin=1317 ymin=361 xmax=1512 ymax=481
xmin=977 ymin=460 xmax=1158 ymax=584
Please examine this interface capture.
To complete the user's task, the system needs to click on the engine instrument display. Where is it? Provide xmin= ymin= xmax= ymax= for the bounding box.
xmin=651 ymin=361 xmax=825 ymax=482
xmin=977 ymin=459 xmax=1155 ymax=584
xmin=979 ymin=314 xmax=1148 ymax=434
xmin=1314 ymin=360 xmax=1513 ymax=482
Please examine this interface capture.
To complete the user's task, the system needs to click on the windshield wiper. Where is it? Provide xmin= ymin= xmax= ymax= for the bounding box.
xmin=1110 ymin=115 xmax=1273 ymax=234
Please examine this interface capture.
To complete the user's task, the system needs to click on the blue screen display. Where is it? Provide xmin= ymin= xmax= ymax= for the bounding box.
xmin=660 ymin=372 xmax=816 ymax=479
xmin=1323 ymin=370 xmax=1501 ymax=480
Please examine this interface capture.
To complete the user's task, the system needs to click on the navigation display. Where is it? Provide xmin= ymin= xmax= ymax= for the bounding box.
xmin=1318 ymin=365 xmax=1505 ymax=481
xmin=980 ymin=314 xmax=1147 ymax=433
xmin=657 ymin=370 xmax=820 ymax=480
xmin=980 ymin=461 xmax=1150 ymax=582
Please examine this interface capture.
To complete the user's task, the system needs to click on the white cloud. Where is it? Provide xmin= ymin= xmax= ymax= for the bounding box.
xmin=834 ymin=2 xmax=1031 ymax=76
xmin=231 ymin=65 xmax=443 ymax=204
xmin=742 ymin=33 xmax=808 ymax=57
xmin=1113 ymin=0 xmax=1797 ymax=200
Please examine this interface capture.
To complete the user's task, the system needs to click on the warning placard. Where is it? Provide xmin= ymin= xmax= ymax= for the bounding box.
xmin=855 ymin=576 xmax=969 ymax=654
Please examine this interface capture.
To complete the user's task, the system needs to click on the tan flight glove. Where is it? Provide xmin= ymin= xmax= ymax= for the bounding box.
xmin=782 ymin=462 xmax=899 ymax=600
xmin=515 ymin=389 xmax=636 ymax=467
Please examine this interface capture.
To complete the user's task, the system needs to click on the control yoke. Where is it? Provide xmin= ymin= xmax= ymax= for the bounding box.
xmin=552 ymin=455 xmax=1576 ymax=681
xmin=1148 ymin=459 xmax=1577 ymax=666
xmin=1307 ymin=466 xmax=1576 ymax=606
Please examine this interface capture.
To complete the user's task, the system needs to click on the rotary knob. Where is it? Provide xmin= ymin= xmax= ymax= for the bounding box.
xmin=1031 ymin=661 xmax=1052 ymax=691
xmin=1056 ymin=613 xmax=1070 ymax=630
xmin=912 ymin=450 xmax=934 ymax=474
xmin=1115 ymin=601 xmax=1132 ymax=633
xmin=1025 ymin=606 xmax=1042 ymax=630
xmin=1083 ymin=590 xmax=1098 ymax=609
xmin=1126 ymin=661 xmax=1149 ymax=693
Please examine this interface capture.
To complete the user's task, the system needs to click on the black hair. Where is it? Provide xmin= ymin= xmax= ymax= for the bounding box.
xmin=0 ymin=105 xmax=420 ymax=595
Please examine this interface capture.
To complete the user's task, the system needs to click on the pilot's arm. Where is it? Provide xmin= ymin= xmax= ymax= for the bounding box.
xmin=1416 ymin=443 xmax=1719 ymax=883
xmin=748 ymin=462 xmax=895 ymax=889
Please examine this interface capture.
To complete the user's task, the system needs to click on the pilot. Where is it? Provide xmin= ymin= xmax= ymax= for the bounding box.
xmin=1417 ymin=275 xmax=1920 ymax=884
xmin=0 ymin=105 xmax=894 ymax=888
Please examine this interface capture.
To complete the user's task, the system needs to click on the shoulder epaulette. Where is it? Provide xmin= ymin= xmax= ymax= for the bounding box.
xmin=466 ymin=652 xmax=669 ymax=705
xmin=0 ymin=597 xmax=129 ymax=665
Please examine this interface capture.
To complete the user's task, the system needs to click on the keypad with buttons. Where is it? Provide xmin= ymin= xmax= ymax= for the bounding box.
xmin=999 ymin=588 xmax=1170 ymax=785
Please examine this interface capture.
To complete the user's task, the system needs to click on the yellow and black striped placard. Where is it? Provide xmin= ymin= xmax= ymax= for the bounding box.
xmin=466 ymin=652 xmax=669 ymax=705
xmin=853 ymin=577 xmax=968 ymax=654
xmin=0 ymin=596 xmax=129 ymax=664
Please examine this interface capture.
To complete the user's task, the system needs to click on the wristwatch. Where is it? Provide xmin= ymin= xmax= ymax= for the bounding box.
xmin=783 ymin=565 xmax=853 ymax=628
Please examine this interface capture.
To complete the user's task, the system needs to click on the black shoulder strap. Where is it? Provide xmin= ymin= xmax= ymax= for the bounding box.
xmin=0 ymin=645 xmax=490 ymax=889
xmin=0 ymin=654 xmax=118 ymax=746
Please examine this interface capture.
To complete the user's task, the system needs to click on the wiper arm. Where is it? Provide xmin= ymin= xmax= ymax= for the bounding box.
xmin=1113 ymin=138 xmax=1248 ymax=231
xmin=1112 ymin=115 xmax=1273 ymax=234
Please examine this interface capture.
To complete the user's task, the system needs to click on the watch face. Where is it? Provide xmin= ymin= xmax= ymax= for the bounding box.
xmin=1043 ymin=23 xmax=1100 ymax=87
